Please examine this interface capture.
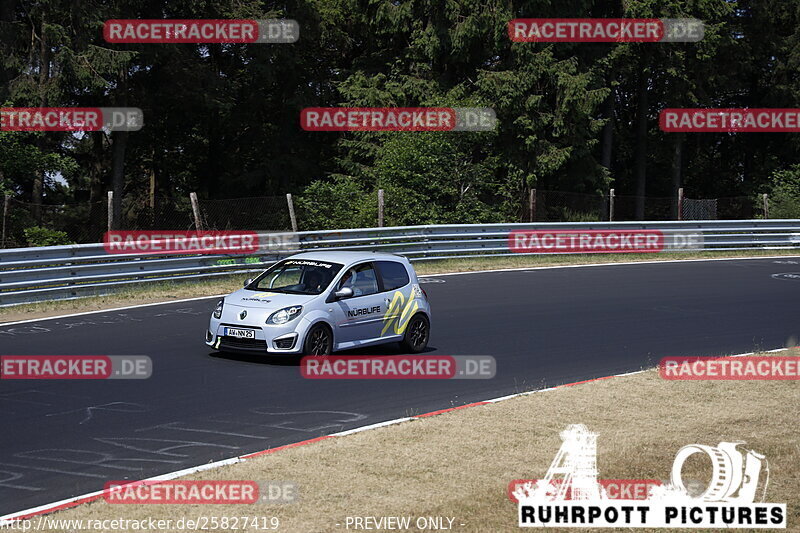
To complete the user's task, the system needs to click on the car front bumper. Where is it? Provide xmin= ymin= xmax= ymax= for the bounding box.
xmin=205 ymin=318 xmax=307 ymax=355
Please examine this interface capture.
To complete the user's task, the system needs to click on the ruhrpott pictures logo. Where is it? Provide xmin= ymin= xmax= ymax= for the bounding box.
xmin=515 ymin=425 xmax=786 ymax=528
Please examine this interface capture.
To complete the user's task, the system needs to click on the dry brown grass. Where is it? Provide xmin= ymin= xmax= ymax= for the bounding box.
xmin=3 ymin=249 xmax=799 ymax=324
xmin=19 ymin=349 xmax=800 ymax=533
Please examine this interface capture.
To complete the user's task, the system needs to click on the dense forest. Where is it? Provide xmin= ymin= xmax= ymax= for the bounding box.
xmin=1 ymin=0 xmax=800 ymax=244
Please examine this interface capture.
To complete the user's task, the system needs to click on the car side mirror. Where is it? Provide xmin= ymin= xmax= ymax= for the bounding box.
xmin=244 ymin=278 xmax=254 ymax=288
xmin=334 ymin=287 xmax=354 ymax=300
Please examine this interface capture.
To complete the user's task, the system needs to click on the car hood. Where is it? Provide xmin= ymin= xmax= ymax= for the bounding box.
xmin=226 ymin=288 xmax=318 ymax=310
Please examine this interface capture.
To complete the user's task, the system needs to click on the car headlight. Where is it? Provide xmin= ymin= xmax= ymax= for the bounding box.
xmin=267 ymin=306 xmax=303 ymax=325
xmin=213 ymin=300 xmax=224 ymax=319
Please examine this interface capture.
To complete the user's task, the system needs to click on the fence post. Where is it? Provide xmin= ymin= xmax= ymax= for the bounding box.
xmin=190 ymin=192 xmax=204 ymax=230
xmin=107 ymin=191 xmax=114 ymax=231
xmin=377 ymin=189 xmax=384 ymax=227
xmin=529 ymin=188 xmax=536 ymax=222
xmin=286 ymin=193 xmax=298 ymax=232
xmin=763 ymin=193 xmax=769 ymax=219
xmin=677 ymin=187 xmax=684 ymax=221
xmin=609 ymin=188 xmax=615 ymax=222
xmin=1 ymin=194 xmax=9 ymax=248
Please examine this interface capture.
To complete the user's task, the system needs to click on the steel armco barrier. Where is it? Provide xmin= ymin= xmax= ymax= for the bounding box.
xmin=2 ymin=220 xmax=799 ymax=307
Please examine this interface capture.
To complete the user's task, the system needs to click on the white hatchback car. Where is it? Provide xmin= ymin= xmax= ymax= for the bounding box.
xmin=205 ymin=251 xmax=431 ymax=355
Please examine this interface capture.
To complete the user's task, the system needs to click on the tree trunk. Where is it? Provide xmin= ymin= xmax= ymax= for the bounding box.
xmin=670 ymin=134 xmax=684 ymax=219
xmin=32 ymin=12 xmax=50 ymax=220
xmin=110 ymin=130 xmax=128 ymax=230
xmin=633 ymin=59 xmax=648 ymax=220
xmin=149 ymin=147 xmax=156 ymax=229
xmin=601 ymin=86 xmax=614 ymax=172
xmin=109 ymin=65 xmax=129 ymax=230
xmin=87 ymin=131 xmax=105 ymax=238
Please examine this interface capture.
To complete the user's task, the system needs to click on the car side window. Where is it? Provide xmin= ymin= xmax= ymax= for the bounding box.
xmin=337 ymin=263 xmax=379 ymax=297
xmin=376 ymin=261 xmax=410 ymax=291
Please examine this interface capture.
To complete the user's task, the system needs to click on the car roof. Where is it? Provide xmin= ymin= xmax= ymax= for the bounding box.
xmin=284 ymin=250 xmax=409 ymax=265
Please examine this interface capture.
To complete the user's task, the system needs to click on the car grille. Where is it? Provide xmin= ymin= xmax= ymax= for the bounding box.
xmin=219 ymin=336 xmax=266 ymax=351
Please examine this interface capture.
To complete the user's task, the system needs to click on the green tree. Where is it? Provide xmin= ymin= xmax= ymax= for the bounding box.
xmin=766 ymin=165 xmax=800 ymax=218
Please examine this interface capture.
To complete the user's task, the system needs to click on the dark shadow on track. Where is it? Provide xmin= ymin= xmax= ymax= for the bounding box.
xmin=207 ymin=344 xmax=438 ymax=366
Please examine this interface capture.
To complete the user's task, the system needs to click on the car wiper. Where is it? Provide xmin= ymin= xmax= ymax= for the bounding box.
xmin=250 ymin=287 xmax=287 ymax=293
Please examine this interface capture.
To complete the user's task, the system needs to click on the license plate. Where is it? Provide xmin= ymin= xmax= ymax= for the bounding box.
xmin=224 ymin=327 xmax=256 ymax=339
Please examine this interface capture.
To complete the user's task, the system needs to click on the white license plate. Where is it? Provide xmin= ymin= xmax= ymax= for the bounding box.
xmin=224 ymin=327 xmax=256 ymax=339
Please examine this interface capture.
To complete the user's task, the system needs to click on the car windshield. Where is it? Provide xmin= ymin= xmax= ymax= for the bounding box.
xmin=248 ymin=259 xmax=343 ymax=295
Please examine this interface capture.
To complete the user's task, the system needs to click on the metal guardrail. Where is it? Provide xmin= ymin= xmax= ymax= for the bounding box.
xmin=2 ymin=220 xmax=800 ymax=306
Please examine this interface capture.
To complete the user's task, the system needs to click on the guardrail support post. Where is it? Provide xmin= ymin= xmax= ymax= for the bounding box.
xmin=378 ymin=189 xmax=384 ymax=227
xmin=677 ymin=187 xmax=684 ymax=221
xmin=190 ymin=192 xmax=204 ymax=231
xmin=529 ymin=188 xmax=536 ymax=222
xmin=609 ymin=189 xmax=615 ymax=221
xmin=107 ymin=191 xmax=114 ymax=231
xmin=1 ymin=194 xmax=9 ymax=248
xmin=763 ymin=193 xmax=769 ymax=219
xmin=286 ymin=193 xmax=298 ymax=232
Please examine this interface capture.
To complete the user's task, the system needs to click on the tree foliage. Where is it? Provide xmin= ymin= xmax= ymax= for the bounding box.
xmin=1 ymin=0 xmax=799 ymax=234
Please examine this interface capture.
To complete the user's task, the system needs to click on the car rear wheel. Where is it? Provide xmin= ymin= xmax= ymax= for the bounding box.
xmin=303 ymin=323 xmax=333 ymax=356
xmin=400 ymin=314 xmax=429 ymax=353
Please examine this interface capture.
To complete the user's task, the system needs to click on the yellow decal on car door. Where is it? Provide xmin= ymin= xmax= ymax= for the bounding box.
xmin=381 ymin=290 xmax=419 ymax=336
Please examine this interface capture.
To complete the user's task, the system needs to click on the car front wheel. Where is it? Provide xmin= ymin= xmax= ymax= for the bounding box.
xmin=303 ymin=323 xmax=333 ymax=356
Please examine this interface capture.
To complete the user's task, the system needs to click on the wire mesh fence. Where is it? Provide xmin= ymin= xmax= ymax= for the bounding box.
xmin=716 ymin=196 xmax=758 ymax=220
xmin=123 ymin=195 xmax=195 ymax=231
xmin=198 ymin=196 xmax=291 ymax=231
xmin=1 ymin=198 xmax=108 ymax=248
xmin=612 ymin=194 xmax=676 ymax=221
xmin=682 ymin=198 xmax=718 ymax=220
xmin=525 ymin=191 xmax=763 ymax=223
xmin=526 ymin=191 xmax=608 ymax=222
xmin=0 ymin=190 xmax=774 ymax=248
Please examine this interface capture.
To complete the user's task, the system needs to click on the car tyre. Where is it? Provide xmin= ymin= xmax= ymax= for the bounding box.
xmin=303 ymin=323 xmax=333 ymax=356
xmin=399 ymin=314 xmax=429 ymax=353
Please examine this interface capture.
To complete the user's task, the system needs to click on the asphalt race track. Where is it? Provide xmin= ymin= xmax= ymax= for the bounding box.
xmin=1 ymin=257 xmax=799 ymax=515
